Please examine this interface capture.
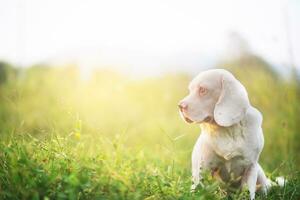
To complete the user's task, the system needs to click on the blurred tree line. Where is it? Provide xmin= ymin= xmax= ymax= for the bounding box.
xmin=0 ymin=61 xmax=17 ymax=85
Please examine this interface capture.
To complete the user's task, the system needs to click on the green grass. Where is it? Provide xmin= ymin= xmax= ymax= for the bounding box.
xmin=0 ymin=64 xmax=299 ymax=199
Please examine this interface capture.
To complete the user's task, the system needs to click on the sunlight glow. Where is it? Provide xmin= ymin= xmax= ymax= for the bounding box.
xmin=0 ymin=0 xmax=299 ymax=76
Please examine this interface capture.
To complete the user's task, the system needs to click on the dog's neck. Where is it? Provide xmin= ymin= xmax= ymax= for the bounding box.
xmin=200 ymin=120 xmax=243 ymax=135
xmin=200 ymin=121 xmax=222 ymax=134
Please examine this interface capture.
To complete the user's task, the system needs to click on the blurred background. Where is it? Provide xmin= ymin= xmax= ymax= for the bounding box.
xmin=1 ymin=0 xmax=300 ymax=76
xmin=0 ymin=0 xmax=299 ymax=177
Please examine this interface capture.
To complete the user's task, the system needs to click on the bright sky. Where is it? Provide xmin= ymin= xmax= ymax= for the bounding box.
xmin=0 ymin=0 xmax=299 ymax=76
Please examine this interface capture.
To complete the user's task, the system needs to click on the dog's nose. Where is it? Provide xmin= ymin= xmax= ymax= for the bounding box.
xmin=178 ymin=102 xmax=188 ymax=111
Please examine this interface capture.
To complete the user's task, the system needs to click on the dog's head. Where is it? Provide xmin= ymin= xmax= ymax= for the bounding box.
xmin=178 ymin=69 xmax=250 ymax=127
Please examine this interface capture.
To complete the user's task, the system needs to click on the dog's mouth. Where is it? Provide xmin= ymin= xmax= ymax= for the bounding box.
xmin=184 ymin=116 xmax=194 ymax=123
xmin=180 ymin=111 xmax=213 ymax=124
xmin=179 ymin=111 xmax=194 ymax=123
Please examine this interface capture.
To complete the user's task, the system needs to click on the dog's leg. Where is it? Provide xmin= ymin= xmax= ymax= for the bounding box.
xmin=257 ymin=163 xmax=271 ymax=195
xmin=191 ymin=154 xmax=202 ymax=190
xmin=242 ymin=163 xmax=258 ymax=200
xmin=191 ymin=136 xmax=203 ymax=191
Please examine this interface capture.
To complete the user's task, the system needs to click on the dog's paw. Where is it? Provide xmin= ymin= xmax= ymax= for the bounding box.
xmin=190 ymin=182 xmax=204 ymax=192
xmin=190 ymin=184 xmax=197 ymax=192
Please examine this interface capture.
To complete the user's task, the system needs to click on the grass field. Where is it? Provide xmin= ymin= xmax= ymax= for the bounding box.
xmin=0 ymin=61 xmax=299 ymax=199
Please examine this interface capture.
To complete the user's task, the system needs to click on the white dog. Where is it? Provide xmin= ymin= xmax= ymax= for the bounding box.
xmin=178 ymin=69 xmax=271 ymax=199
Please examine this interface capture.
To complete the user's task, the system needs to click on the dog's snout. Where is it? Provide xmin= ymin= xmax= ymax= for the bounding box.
xmin=178 ymin=101 xmax=188 ymax=111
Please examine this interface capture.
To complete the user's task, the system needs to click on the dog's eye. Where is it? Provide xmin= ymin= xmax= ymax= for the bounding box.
xmin=199 ymin=86 xmax=207 ymax=96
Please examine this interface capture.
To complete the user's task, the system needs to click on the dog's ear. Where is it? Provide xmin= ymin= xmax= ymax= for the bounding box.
xmin=214 ymin=72 xmax=250 ymax=127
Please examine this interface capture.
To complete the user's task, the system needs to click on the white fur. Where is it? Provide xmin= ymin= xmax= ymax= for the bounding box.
xmin=179 ymin=69 xmax=272 ymax=199
xmin=275 ymin=177 xmax=286 ymax=187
